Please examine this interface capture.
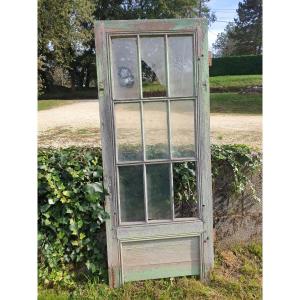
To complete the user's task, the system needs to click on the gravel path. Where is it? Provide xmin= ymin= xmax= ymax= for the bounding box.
xmin=38 ymin=100 xmax=262 ymax=149
xmin=38 ymin=101 xmax=101 ymax=132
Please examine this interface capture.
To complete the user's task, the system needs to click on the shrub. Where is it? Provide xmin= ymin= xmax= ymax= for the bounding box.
xmin=209 ymin=55 xmax=262 ymax=77
xmin=38 ymin=147 xmax=108 ymax=288
xmin=38 ymin=145 xmax=261 ymax=287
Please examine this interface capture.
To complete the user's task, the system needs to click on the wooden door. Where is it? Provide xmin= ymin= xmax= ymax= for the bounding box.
xmin=95 ymin=18 xmax=213 ymax=288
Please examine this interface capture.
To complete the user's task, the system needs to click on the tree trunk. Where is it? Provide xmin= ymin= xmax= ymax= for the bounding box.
xmin=85 ymin=66 xmax=91 ymax=88
xmin=70 ymin=69 xmax=76 ymax=92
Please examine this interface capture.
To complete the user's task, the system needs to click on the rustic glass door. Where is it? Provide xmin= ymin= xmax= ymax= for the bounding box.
xmin=95 ymin=19 xmax=213 ymax=287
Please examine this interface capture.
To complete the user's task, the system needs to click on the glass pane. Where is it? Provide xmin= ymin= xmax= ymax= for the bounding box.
xmin=111 ymin=37 xmax=139 ymax=99
xmin=144 ymin=102 xmax=169 ymax=159
xmin=119 ymin=165 xmax=145 ymax=222
xmin=173 ymin=162 xmax=197 ymax=218
xmin=141 ymin=37 xmax=167 ymax=97
xmin=115 ymin=103 xmax=142 ymax=161
xmin=170 ymin=100 xmax=195 ymax=158
xmin=168 ymin=36 xmax=194 ymax=97
xmin=147 ymin=164 xmax=171 ymax=220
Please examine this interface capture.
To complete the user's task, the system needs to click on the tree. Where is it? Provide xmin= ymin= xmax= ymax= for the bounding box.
xmin=230 ymin=0 xmax=262 ymax=55
xmin=198 ymin=0 xmax=216 ymax=23
xmin=38 ymin=0 xmax=95 ymax=90
xmin=38 ymin=0 xmax=216 ymax=92
xmin=212 ymin=22 xmax=237 ymax=57
xmin=88 ymin=0 xmax=216 ymax=86
xmin=212 ymin=0 xmax=262 ymax=56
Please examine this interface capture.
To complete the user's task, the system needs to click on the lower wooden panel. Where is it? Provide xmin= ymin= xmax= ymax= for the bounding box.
xmin=122 ymin=236 xmax=200 ymax=282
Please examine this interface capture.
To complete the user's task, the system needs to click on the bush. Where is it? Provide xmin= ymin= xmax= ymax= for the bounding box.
xmin=209 ymin=55 xmax=262 ymax=77
xmin=38 ymin=145 xmax=261 ymax=287
xmin=38 ymin=147 xmax=108 ymax=288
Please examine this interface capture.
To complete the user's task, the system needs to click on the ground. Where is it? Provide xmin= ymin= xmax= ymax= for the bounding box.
xmin=38 ymin=95 xmax=262 ymax=150
xmin=38 ymin=242 xmax=262 ymax=300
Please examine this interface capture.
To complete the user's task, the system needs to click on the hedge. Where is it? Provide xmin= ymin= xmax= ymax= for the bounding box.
xmin=209 ymin=55 xmax=262 ymax=77
xmin=38 ymin=145 xmax=261 ymax=288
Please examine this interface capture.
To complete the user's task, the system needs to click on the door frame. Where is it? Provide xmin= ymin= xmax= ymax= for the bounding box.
xmin=95 ymin=18 xmax=213 ymax=288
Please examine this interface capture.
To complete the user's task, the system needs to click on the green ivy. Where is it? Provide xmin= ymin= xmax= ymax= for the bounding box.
xmin=38 ymin=147 xmax=109 ymax=288
xmin=38 ymin=145 xmax=261 ymax=287
xmin=211 ymin=144 xmax=261 ymax=202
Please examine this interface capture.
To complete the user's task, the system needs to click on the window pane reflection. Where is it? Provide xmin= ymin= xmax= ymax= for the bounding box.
xmin=168 ymin=36 xmax=194 ymax=97
xmin=111 ymin=38 xmax=139 ymax=99
xmin=119 ymin=165 xmax=145 ymax=222
xmin=170 ymin=100 xmax=195 ymax=158
xmin=144 ymin=102 xmax=169 ymax=160
xmin=141 ymin=37 xmax=167 ymax=98
xmin=115 ymin=103 xmax=142 ymax=161
xmin=147 ymin=164 xmax=172 ymax=220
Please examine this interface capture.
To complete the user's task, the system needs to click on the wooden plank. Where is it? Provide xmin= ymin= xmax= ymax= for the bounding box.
xmin=122 ymin=237 xmax=200 ymax=282
xmin=124 ymin=262 xmax=200 ymax=282
xmin=117 ymin=220 xmax=204 ymax=241
xmin=123 ymin=237 xmax=199 ymax=266
xmin=197 ymin=20 xmax=214 ymax=279
xmin=95 ymin=22 xmax=122 ymax=288
xmin=98 ymin=18 xmax=202 ymax=33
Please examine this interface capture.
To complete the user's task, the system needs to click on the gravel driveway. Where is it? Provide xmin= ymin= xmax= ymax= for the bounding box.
xmin=38 ymin=100 xmax=262 ymax=149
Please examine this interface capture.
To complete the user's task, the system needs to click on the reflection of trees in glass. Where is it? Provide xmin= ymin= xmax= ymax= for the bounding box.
xmin=147 ymin=164 xmax=172 ymax=220
xmin=118 ymin=143 xmax=143 ymax=161
xmin=118 ymin=145 xmax=198 ymax=221
xmin=142 ymin=60 xmax=167 ymax=97
xmin=118 ymin=144 xmax=194 ymax=161
xmin=146 ymin=144 xmax=169 ymax=160
xmin=119 ymin=165 xmax=145 ymax=222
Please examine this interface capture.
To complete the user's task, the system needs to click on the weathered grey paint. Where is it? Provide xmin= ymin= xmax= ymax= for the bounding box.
xmin=94 ymin=18 xmax=213 ymax=287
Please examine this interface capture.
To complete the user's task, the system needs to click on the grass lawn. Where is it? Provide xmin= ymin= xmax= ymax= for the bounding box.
xmin=38 ymin=242 xmax=262 ymax=300
xmin=210 ymin=75 xmax=262 ymax=92
xmin=210 ymin=92 xmax=262 ymax=114
xmin=38 ymin=93 xmax=262 ymax=115
xmin=38 ymin=100 xmax=80 ymax=111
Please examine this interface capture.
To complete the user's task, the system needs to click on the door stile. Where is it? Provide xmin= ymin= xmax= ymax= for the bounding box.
xmin=196 ymin=20 xmax=214 ymax=278
xmin=95 ymin=22 xmax=122 ymax=287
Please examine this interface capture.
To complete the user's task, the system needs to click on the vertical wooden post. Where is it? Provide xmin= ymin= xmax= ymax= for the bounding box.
xmin=197 ymin=20 xmax=214 ymax=278
xmin=95 ymin=21 xmax=122 ymax=287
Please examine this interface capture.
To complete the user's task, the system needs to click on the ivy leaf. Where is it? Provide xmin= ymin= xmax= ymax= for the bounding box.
xmin=71 ymin=240 xmax=79 ymax=246
xmin=48 ymin=198 xmax=55 ymax=205
xmin=62 ymin=190 xmax=72 ymax=197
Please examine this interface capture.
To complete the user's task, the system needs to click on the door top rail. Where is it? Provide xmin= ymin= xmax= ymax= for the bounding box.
xmin=95 ymin=18 xmax=207 ymax=33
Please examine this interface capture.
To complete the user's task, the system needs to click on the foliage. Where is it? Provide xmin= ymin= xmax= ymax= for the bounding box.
xmin=209 ymin=55 xmax=262 ymax=77
xmin=38 ymin=55 xmax=46 ymax=96
xmin=173 ymin=162 xmax=197 ymax=217
xmin=38 ymin=0 xmax=215 ymax=92
xmin=211 ymin=144 xmax=261 ymax=204
xmin=38 ymin=145 xmax=261 ymax=287
xmin=212 ymin=22 xmax=237 ymax=57
xmin=38 ymin=147 xmax=109 ymax=288
xmin=38 ymin=0 xmax=95 ymax=89
xmin=231 ymin=0 xmax=262 ymax=55
xmin=38 ymin=242 xmax=262 ymax=299
xmin=213 ymin=0 xmax=262 ymax=56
